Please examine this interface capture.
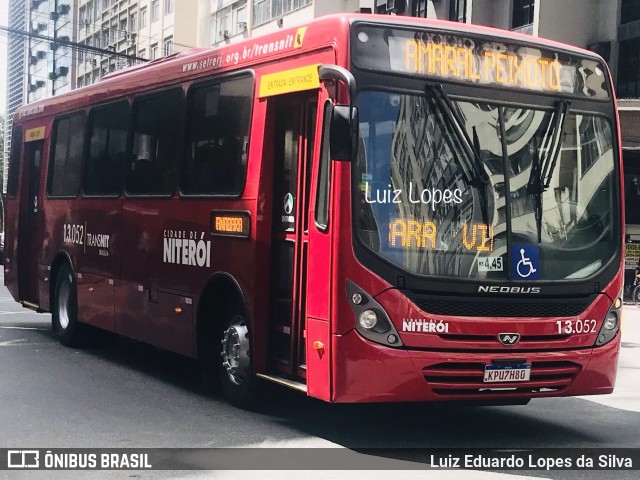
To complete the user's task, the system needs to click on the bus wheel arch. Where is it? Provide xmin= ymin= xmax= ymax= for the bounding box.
xmin=196 ymin=273 xmax=258 ymax=408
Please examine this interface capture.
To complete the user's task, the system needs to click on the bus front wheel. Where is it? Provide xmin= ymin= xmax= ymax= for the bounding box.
xmin=219 ymin=315 xmax=258 ymax=408
xmin=52 ymin=264 xmax=83 ymax=347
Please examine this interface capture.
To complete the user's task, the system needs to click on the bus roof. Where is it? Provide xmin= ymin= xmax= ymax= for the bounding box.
xmin=14 ymin=13 xmax=605 ymax=122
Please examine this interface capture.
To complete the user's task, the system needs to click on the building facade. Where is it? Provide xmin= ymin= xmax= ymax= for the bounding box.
xmin=4 ymin=0 xmax=28 ymax=192
xmin=198 ymin=0 xmax=371 ymax=47
xmin=28 ymin=0 xmax=76 ymax=102
xmin=4 ymin=0 xmax=76 ymax=191
xmin=75 ymin=0 xmax=198 ymax=88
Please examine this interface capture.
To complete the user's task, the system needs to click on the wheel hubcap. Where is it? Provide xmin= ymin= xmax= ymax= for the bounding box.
xmin=220 ymin=319 xmax=250 ymax=385
xmin=58 ymin=280 xmax=71 ymax=330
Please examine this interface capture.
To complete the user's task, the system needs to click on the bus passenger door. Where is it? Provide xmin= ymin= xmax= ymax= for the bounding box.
xmin=18 ymin=139 xmax=44 ymax=305
xmin=269 ymin=94 xmax=318 ymax=382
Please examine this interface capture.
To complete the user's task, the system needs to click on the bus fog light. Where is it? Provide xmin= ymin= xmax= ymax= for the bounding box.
xmin=347 ymin=280 xmax=403 ymax=348
xmin=604 ymin=311 xmax=618 ymax=330
xmin=359 ymin=310 xmax=378 ymax=330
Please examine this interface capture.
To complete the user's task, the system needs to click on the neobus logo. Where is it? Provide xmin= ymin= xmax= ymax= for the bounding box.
xmin=498 ymin=333 xmax=521 ymax=345
xmin=163 ymin=230 xmax=211 ymax=268
xmin=477 ymin=286 xmax=541 ymax=294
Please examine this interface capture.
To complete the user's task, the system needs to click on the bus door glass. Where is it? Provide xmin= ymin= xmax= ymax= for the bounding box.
xmin=20 ymin=138 xmax=45 ymax=304
xmin=270 ymin=93 xmax=317 ymax=379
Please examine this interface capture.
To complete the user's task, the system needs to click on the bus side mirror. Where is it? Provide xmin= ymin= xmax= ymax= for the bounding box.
xmin=330 ymin=105 xmax=358 ymax=162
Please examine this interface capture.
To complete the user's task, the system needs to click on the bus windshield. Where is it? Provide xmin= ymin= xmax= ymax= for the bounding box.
xmin=355 ymin=89 xmax=617 ymax=281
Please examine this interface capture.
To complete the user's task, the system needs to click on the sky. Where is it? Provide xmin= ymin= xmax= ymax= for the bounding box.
xmin=0 ymin=0 xmax=7 ymax=116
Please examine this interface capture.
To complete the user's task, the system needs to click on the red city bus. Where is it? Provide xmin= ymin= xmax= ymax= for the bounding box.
xmin=4 ymin=14 xmax=623 ymax=407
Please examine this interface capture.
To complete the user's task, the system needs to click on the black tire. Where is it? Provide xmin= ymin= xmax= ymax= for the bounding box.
xmin=52 ymin=264 xmax=84 ymax=347
xmin=635 ymin=286 xmax=640 ymax=307
xmin=218 ymin=314 xmax=259 ymax=409
xmin=635 ymin=287 xmax=640 ymax=307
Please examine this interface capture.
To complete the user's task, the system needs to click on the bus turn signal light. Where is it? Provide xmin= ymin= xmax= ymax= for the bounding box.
xmin=313 ymin=341 xmax=324 ymax=351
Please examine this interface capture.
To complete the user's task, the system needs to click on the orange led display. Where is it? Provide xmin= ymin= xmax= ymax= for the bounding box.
xmin=403 ymin=40 xmax=561 ymax=93
xmin=210 ymin=211 xmax=251 ymax=238
xmin=461 ymin=223 xmax=494 ymax=252
xmin=388 ymin=219 xmax=494 ymax=252
xmin=215 ymin=216 xmax=244 ymax=233
xmin=353 ymin=25 xmax=610 ymax=99
xmin=389 ymin=219 xmax=437 ymax=248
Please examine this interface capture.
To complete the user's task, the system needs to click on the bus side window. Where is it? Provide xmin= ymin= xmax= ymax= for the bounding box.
xmin=49 ymin=113 xmax=85 ymax=197
xmin=181 ymin=75 xmax=253 ymax=196
xmin=7 ymin=126 xmax=23 ymax=198
xmin=84 ymin=101 xmax=129 ymax=196
xmin=191 ymin=124 xmax=240 ymax=193
xmin=127 ymin=88 xmax=184 ymax=196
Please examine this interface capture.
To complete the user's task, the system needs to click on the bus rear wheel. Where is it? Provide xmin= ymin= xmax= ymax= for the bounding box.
xmin=52 ymin=264 xmax=83 ymax=347
xmin=219 ymin=315 xmax=258 ymax=409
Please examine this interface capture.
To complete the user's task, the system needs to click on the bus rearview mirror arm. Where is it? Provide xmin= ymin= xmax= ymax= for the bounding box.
xmin=318 ymin=64 xmax=356 ymax=102
xmin=318 ymin=64 xmax=359 ymax=162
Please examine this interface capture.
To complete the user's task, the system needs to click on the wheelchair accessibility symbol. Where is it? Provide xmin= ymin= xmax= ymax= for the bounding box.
xmin=512 ymin=245 xmax=540 ymax=280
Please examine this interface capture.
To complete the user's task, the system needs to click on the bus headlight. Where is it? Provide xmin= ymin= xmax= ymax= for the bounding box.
xmin=359 ymin=310 xmax=378 ymax=330
xmin=603 ymin=311 xmax=618 ymax=330
xmin=595 ymin=289 xmax=622 ymax=346
xmin=346 ymin=280 xmax=403 ymax=348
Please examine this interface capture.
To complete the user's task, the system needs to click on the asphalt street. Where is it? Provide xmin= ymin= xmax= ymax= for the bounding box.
xmin=0 ymin=271 xmax=639 ymax=480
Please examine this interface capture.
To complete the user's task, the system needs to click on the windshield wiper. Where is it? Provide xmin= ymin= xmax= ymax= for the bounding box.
xmin=541 ymin=100 xmax=571 ymax=191
xmin=526 ymin=100 xmax=571 ymax=243
xmin=427 ymin=84 xmax=489 ymax=188
xmin=426 ymin=84 xmax=490 ymax=225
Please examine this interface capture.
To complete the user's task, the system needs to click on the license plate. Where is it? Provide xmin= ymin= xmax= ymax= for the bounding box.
xmin=483 ymin=364 xmax=531 ymax=383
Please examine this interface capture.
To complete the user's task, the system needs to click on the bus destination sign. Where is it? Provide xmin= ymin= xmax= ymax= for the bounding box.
xmin=210 ymin=211 xmax=251 ymax=238
xmin=352 ymin=24 xmax=609 ymax=99
xmin=402 ymin=38 xmax=561 ymax=92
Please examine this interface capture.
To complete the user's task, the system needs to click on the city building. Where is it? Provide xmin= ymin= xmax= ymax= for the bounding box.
xmin=4 ymin=0 xmax=28 ymax=192
xmin=4 ymin=0 xmax=75 ymax=191
xmin=198 ymin=1 xmax=372 ymax=47
xmin=28 ymin=0 xmax=76 ymax=102
xmin=75 ymin=0 xmax=198 ymax=88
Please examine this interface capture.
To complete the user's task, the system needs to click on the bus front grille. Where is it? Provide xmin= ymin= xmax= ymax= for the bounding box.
xmin=437 ymin=333 xmax=571 ymax=344
xmin=422 ymin=361 xmax=581 ymax=397
xmin=409 ymin=294 xmax=594 ymax=318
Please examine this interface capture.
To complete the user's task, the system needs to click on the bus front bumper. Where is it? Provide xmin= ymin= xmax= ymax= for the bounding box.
xmin=330 ymin=329 xmax=620 ymax=403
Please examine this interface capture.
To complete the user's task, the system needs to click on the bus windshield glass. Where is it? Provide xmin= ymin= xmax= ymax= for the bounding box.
xmin=355 ymin=90 xmax=617 ymax=281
